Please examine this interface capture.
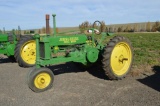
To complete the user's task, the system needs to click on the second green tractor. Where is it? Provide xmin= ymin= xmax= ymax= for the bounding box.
xmin=0 ymin=32 xmax=36 ymax=67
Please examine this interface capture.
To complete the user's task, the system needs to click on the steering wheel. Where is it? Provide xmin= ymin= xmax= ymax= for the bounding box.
xmin=92 ymin=20 xmax=102 ymax=35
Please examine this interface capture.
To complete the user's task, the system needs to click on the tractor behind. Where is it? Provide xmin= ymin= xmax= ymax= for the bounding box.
xmin=0 ymin=30 xmax=36 ymax=67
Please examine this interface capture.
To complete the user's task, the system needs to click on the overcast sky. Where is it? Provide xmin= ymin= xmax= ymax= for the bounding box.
xmin=0 ymin=0 xmax=160 ymax=30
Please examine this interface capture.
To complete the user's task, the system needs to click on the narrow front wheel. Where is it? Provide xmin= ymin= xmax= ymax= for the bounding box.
xmin=27 ymin=68 xmax=54 ymax=93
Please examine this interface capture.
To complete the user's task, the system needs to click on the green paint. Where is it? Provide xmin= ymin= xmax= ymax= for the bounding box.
xmin=0 ymin=33 xmax=17 ymax=56
xmin=33 ymin=14 xmax=112 ymax=69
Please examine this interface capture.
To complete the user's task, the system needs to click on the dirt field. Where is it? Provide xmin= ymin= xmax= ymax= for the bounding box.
xmin=0 ymin=54 xmax=160 ymax=106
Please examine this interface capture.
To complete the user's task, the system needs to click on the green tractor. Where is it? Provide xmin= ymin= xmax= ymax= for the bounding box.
xmin=27 ymin=14 xmax=133 ymax=92
xmin=0 ymin=32 xmax=36 ymax=67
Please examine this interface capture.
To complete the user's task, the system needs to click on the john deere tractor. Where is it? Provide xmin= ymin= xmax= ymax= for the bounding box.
xmin=27 ymin=14 xmax=133 ymax=92
xmin=0 ymin=32 xmax=36 ymax=67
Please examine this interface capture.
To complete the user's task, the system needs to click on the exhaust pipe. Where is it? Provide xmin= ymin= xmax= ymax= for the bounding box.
xmin=46 ymin=14 xmax=50 ymax=34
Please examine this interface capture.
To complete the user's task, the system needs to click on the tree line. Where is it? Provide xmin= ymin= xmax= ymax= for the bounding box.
xmin=79 ymin=21 xmax=160 ymax=33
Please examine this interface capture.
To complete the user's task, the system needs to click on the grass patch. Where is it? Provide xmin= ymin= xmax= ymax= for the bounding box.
xmin=116 ymin=33 xmax=160 ymax=66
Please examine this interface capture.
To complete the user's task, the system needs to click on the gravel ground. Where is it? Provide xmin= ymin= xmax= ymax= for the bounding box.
xmin=0 ymin=55 xmax=160 ymax=106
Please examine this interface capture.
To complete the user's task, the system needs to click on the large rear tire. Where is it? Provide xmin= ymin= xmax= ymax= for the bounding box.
xmin=102 ymin=36 xmax=133 ymax=80
xmin=14 ymin=35 xmax=36 ymax=67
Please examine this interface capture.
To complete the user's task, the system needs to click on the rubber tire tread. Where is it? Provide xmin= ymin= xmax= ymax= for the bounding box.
xmin=102 ymin=36 xmax=133 ymax=80
xmin=14 ymin=35 xmax=35 ymax=67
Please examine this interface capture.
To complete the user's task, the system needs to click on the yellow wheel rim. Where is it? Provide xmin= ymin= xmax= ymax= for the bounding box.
xmin=34 ymin=73 xmax=51 ymax=89
xmin=111 ymin=42 xmax=132 ymax=76
xmin=21 ymin=40 xmax=36 ymax=64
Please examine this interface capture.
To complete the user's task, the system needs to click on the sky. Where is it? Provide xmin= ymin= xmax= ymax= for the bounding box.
xmin=0 ymin=0 xmax=160 ymax=30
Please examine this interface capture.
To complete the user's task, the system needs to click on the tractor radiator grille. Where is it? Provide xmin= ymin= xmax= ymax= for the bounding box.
xmin=39 ymin=42 xmax=45 ymax=58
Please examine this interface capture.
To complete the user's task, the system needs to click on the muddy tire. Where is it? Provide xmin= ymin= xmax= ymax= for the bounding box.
xmin=102 ymin=36 xmax=133 ymax=80
xmin=14 ymin=35 xmax=36 ymax=67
